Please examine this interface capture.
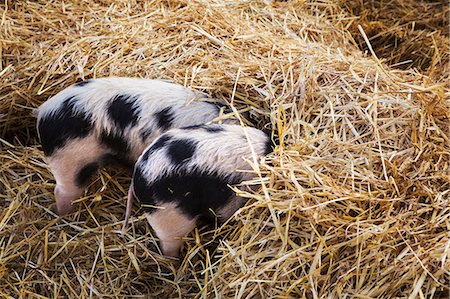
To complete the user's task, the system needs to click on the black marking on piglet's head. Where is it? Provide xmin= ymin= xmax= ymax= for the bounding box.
xmin=74 ymin=80 xmax=90 ymax=87
xmin=155 ymin=107 xmax=175 ymax=130
xmin=141 ymin=135 xmax=171 ymax=162
xmin=167 ymin=138 xmax=197 ymax=165
xmin=76 ymin=162 xmax=99 ymax=187
xmin=108 ymin=94 xmax=140 ymax=130
xmin=38 ymin=96 xmax=93 ymax=156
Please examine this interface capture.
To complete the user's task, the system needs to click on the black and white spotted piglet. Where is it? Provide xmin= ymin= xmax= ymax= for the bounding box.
xmin=36 ymin=77 xmax=231 ymax=215
xmin=124 ymin=124 xmax=272 ymax=257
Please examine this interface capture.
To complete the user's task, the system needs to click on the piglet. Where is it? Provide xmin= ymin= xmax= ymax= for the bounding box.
xmin=123 ymin=124 xmax=272 ymax=257
xmin=36 ymin=77 xmax=231 ymax=215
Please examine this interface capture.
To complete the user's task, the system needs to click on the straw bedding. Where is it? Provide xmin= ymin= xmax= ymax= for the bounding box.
xmin=341 ymin=0 xmax=449 ymax=80
xmin=1 ymin=0 xmax=448 ymax=298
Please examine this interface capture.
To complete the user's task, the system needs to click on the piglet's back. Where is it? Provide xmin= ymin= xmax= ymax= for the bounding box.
xmin=36 ymin=77 xmax=218 ymax=159
xmin=136 ymin=124 xmax=271 ymax=185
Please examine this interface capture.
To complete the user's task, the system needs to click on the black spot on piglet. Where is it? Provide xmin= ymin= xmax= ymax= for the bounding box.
xmin=132 ymin=167 xmax=150 ymax=205
xmin=99 ymin=130 xmax=130 ymax=164
xmin=167 ymin=139 xmax=197 ymax=165
xmin=141 ymin=135 xmax=171 ymax=161
xmin=37 ymin=96 xmax=93 ymax=156
xmin=138 ymin=170 xmax=238 ymax=222
xmin=139 ymin=127 xmax=152 ymax=142
xmin=155 ymin=107 xmax=175 ymax=130
xmin=76 ymin=162 xmax=99 ymax=187
xmin=182 ymin=124 xmax=224 ymax=133
xmin=108 ymin=94 xmax=140 ymax=130
xmin=181 ymin=124 xmax=204 ymax=130
xmin=204 ymin=124 xmax=224 ymax=132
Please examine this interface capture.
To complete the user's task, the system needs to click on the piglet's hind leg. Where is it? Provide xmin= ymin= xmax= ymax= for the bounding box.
xmin=145 ymin=203 xmax=197 ymax=258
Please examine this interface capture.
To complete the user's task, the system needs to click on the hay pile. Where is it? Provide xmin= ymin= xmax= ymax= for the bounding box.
xmin=1 ymin=0 xmax=449 ymax=297
xmin=340 ymin=0 xmax=449 ymax=80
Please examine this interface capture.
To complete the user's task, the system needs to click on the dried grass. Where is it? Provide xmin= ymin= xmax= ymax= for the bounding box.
xmin=1 ymin=0 xmax=449 ymax=298
xmin=339 ymin=0 xmax=449 ymax=81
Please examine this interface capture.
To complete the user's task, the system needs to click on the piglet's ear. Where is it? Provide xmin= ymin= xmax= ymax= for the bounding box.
xmin=262 ymin=128 xmax=278 ymax=149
